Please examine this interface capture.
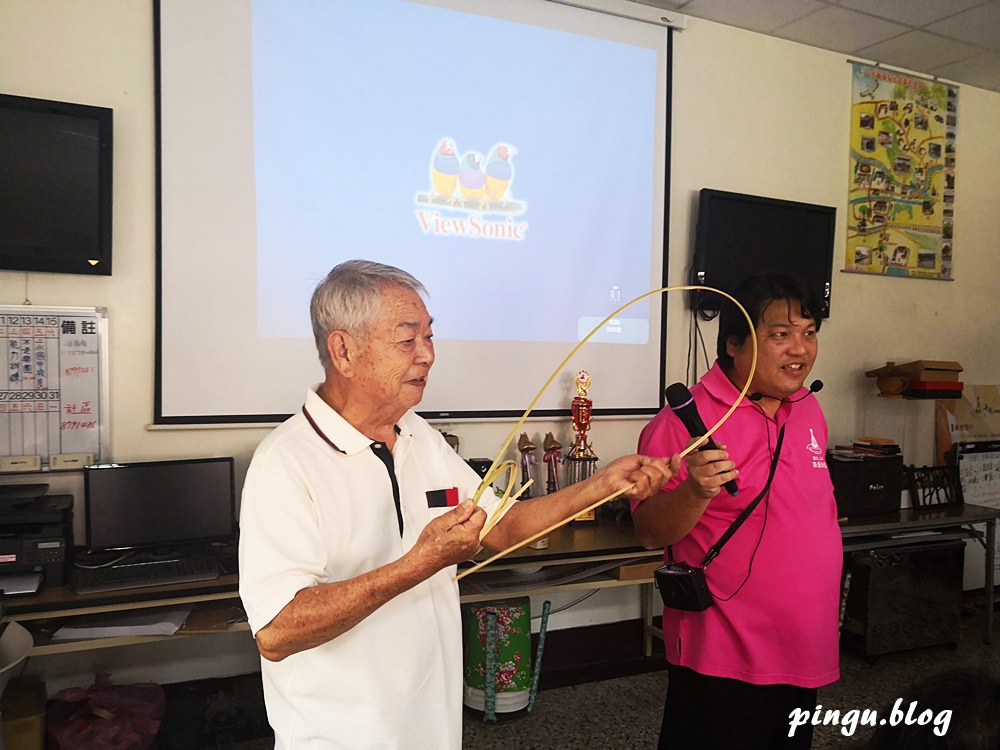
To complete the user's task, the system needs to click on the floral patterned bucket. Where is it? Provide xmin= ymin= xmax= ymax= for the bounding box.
xmin=461 ymin=597 xmax=532 ymax=713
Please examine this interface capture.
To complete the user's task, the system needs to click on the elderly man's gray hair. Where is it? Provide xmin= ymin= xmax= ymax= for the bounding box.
xmin=310 ymin=259 xmax=427 ymax=369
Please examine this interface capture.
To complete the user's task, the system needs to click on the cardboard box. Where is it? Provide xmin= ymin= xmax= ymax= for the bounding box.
xmin=901 ymin=361 xmax=963 ymax=382
xmin=614 ymin=559 xmax=662 ymax=581
xmin=1 ymin=675 xmax=45 ymax=750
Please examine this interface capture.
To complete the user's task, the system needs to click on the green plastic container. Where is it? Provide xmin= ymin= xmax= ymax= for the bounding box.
xmin=461 ymin=597 xmax=532 ymax=713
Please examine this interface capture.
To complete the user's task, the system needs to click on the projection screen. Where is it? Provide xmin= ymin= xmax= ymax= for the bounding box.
xmin=155 ymin=0 xmax=673 ymax=423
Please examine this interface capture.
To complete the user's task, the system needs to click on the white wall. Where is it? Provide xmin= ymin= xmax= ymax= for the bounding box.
xmin=2 ymin=1 xmax=998 ymax=690
xmin=668 ymin=21 xmax=1000 ymax=459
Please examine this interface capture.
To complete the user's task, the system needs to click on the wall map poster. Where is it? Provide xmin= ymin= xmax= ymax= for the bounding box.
xmin=845 ymin=63 xmax=958 ymax=280
xmin=0 ymin=306 xmax=108 ymax=466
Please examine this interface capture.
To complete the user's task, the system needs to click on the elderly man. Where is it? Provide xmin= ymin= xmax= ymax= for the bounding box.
xmin=238 ymin=259 xmax=676 ymax=749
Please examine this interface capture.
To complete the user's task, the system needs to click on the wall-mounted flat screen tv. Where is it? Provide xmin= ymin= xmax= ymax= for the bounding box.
xmin=0 ymin=93 xmax=113 ymax=276
xmin=690 ymin=188 xmax=836 ymax=318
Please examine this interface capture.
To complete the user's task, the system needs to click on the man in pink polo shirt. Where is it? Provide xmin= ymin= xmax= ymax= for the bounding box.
xmin=632 ymin=272 xmax=841 ymax=750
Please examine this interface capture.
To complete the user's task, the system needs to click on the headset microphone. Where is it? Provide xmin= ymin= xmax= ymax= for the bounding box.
xmin=749 ymin=379 xmax=824 ymax=404
xmin=664 ymin=383 xmax=739 ymax=496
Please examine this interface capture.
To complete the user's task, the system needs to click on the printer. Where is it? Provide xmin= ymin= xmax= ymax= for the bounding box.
xmin=0 ymin=488 xmax=73 ymax=591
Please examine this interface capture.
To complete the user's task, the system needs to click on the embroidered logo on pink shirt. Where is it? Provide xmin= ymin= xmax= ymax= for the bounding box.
xmin=807 ymin=428 xmax=828 ymax=469
xmin=806 ymin=428 xmax=823 ymax=455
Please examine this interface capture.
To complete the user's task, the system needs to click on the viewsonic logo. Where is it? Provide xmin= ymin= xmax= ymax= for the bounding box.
xmin=414 ymin=138 xmax=529 ymax=241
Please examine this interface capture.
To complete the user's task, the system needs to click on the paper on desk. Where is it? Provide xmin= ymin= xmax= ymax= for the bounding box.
xmin=177 ymin=602 xmax=247 ymax=633
xmin=52 ymin=606 xmax=192 ymax=640
xmin=0 ymin=572 xmax=42 ymax=596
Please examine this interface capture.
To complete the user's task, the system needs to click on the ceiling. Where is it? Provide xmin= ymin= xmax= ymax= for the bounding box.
xmin=636 ymin=0 xmax=1000 ymax=93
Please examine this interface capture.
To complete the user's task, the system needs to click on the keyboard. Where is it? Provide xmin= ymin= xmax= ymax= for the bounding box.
xmin=72 ymin=556 xmax=220 ymax=595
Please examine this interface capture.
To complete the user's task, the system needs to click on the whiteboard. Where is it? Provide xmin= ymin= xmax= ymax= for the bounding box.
xmin=956 ymin=440 xmax=1000 ymax=589
xmin=0 ymin=306 xmax=109 ymax=466
xmin=956 ymin=440 xmax=1000 ymax=509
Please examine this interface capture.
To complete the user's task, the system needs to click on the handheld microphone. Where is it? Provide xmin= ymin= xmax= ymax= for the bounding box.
xmin=749 ymin=380 xmax=824 ymax=403
xmin=664 ymin=383 xmax=739 ymax=496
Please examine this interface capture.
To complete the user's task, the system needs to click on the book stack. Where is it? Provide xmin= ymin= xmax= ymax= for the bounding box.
xmin=850 ymin=436 xmax=902 ymax=457
xmin=830 ymin=436 xmax=902 ymax=459
xmin=902 ymin=380 xmax=964 ymax=399
xmin=865 ymin=360 xmax=964 ymax=400
xmin=896 ymin=359 xmax=963 ymax=399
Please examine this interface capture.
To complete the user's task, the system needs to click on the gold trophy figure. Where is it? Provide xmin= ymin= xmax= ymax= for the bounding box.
xmin=543 ymin=432 xmax=562 ymax=494
xmin=517 ymin=432 xmax=537 ymax=500
xmin=566 ymin=370 xmax=599 ymax=524
xmin=518 ymin=432 xmax=548 ymax=549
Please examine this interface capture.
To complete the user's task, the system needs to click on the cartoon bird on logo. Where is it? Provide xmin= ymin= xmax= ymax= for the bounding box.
xmin=431 ymin=138 xmax=460 ymax=200
xmin=485 ymin=144 xmax=516 ymax=203
xmin=458 ymin=151 xmax=486 ymax=203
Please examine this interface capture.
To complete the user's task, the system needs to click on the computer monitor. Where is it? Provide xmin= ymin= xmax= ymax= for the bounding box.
xmin=83 ymin=457 xmax=236 ymax=553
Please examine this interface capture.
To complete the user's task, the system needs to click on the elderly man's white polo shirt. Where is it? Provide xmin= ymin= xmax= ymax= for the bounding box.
xmin=239 ymin=386 xmax=505 ymax=749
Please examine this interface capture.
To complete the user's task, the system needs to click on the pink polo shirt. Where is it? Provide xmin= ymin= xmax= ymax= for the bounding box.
xmin=635 ymin=363 xmax=841 ymax=688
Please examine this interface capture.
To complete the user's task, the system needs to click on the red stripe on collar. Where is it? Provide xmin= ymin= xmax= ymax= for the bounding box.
xmin=302 ymin=406 xmax=346 ymax=454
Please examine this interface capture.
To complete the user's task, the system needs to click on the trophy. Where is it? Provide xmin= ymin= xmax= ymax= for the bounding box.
xmin=566 ymin=370 xmax=599 ymax=524
xmin=517 ymin=432 xmax=537 ymax=500
xmin=518 ymin=432 xmax=548 ymax=549
xmin=543 ymin=432 xmax=562 ymax=494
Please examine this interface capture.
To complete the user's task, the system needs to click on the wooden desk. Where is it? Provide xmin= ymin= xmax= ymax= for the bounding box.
xmin=11 ymin=505 xmax=994 ymax=661
xmin=458 ymin=505 xmax=1000 ymax=653
xmin=460 ymin=519 xmax=658 ymax=579
xmin=839 ymin=502 xmax=1000 ymax=644
xmin=458 ymin=519 xmax=663 ymax=655
xmin=3 ymin=575 xmax=243 ymax=656
xmin=8 ymin=520 xmax=659 ymax=658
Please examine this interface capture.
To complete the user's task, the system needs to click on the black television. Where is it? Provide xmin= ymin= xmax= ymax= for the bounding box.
xmin=83 ymin=457 xmax=236 ymax=553
xmin=690 ymin=189 xmax=836 ymax=318
xmin=0 ymin=93 xmax=113 ymax=276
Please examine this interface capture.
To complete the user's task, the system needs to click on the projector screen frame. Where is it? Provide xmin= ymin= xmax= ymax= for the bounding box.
xmin=153 ymin=0 xmax=674 ymax=425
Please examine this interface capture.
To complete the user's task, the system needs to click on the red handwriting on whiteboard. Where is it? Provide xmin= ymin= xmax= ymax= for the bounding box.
xmin=64 ymin=401 xmax=93 ymax=415
xmin=64 ymin=366 xmax=96 ymax=377
xmin=61 ymin=420 xmax=97 ymax=431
